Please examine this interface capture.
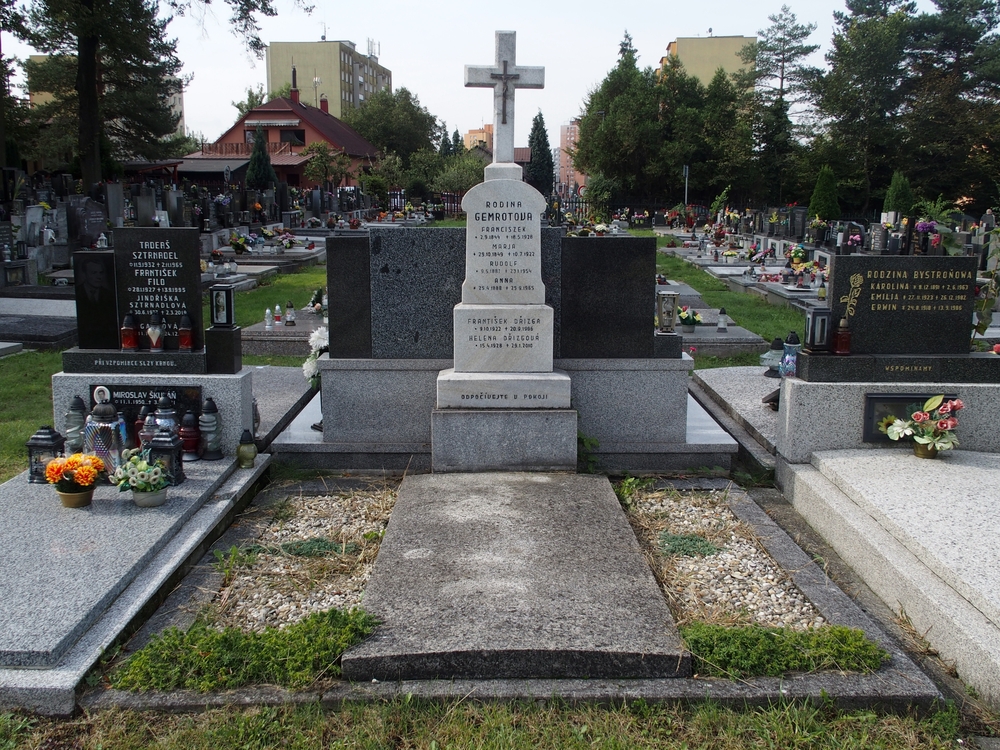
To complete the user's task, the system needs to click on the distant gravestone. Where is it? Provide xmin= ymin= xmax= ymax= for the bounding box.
xmin=0 ymin=222 xmax=12 ymax=258
xmin=830 ymin=255 xmax=977 ymax=355
xmin=67 ymin=197 xmax=107 ymax=248
xmin=870 ymin=225 xmax=888 ymax=254
xmin=135 ymin=194 xmax=156 ymax=227
xmin=114 ymin=227 xmax=204 ymax=352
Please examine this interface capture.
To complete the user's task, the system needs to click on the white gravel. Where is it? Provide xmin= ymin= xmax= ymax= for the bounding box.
xmin=630 ymin=487 xmax=824 ymax=630
xmin=207 ymin=482 xmax=823 ymax=633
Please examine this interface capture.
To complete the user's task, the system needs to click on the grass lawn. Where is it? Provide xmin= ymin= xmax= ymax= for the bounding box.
xmin=0 ymin=698 xmax=962 ymax=748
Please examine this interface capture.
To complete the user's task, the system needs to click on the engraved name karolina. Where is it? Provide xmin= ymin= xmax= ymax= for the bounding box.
xmin=464 ymin=315 xmax=541 ymax=349
xmin=844 ymin=268 xmax=974 ymax=313
xmin=471 ymin=201 xmax=538 ymax=293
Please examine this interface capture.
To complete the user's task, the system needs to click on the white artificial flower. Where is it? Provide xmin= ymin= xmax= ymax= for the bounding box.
xmin=303 ymin=356 xmax=319 ymax=381
xmin=308 ymin=326 xmax=329 ymax=352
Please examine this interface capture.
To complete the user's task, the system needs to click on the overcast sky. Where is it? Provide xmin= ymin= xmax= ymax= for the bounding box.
xmin=2 ymin=0 xmax=937 ymax=149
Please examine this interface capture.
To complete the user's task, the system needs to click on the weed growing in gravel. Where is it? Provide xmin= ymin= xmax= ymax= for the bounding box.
xmin=212 ymin=545 xmax=257 ymax=587
xmin=659 ymin=532 xmax=720 ymax=557
xmin=242 ymin=537 xmax=359 ymax=557
xmin=613 ymin=475 xmax=654 ymax=508
xmin=681 ymin=622 xmax=889 ymax=679
xmin=110 ymin=608 xmax=377 ymax=692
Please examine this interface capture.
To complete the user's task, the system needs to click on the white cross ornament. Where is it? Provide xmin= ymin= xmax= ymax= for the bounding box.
xmin=465 ymin=31 xmax=544 ymax=165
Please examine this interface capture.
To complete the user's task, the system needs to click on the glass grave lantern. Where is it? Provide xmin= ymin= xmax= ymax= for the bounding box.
xmin=236 ymin=429 xmax=258 ymax=469
xmin=63 ymin=395 xmax=88 ymax=453
xmin=83 ymin=386 xmax=128 ymax=475
xmin=716 ymin=307 xmax=729 ymax=333
xmin=656 ymin=290 xmax=680 ymax=334
xmin=149 ymin=428 xmax=185 ymax=485
xmin=198 ymin=397 xmax=224 ymax=460
xmin=760 ymin=337 xmax=784 ymax=378
xmin=26 ymin=426 xmax=65 ymax=484
xmin=178 ymin=312 xmax=193 ymax=352
xmin=154 ymin=395 xmax=179 ymax=437
xmin=146 ymin=312 xmax=164 ymax=352
xmin=120 ymin=313 xmax=138 ymax=352
xmin=179 ymin=412 xmax=201 ymax=462
xmin=284 ymin=301 xmax=296 ymax=326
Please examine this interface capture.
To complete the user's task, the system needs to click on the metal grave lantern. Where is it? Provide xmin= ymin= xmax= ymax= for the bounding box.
xmin=149 ymin=428 xmax=185 ymax=485
xmin=210 ymin=284 xmax=235 ymax=328
xmin=656 ymin=290 xmax=680 ymax=333
xmin=804 ymin=307 xmax=832 ymax=354
xmin=26 ymin=426 xmax=65 ymax=484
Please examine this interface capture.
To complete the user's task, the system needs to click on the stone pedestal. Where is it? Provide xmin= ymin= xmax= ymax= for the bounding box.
xmin=431 ymin=409 xmax=577 ymax=472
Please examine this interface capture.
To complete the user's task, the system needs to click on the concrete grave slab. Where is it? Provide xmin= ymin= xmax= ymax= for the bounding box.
xmin=341 ymin=473 xmax=690 ymax=681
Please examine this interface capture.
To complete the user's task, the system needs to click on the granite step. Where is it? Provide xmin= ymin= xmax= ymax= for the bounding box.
xmin=341 ymin=473 xmax=691 ymax=681
xmin=780 ymin=449 xmax=1000 ymax=706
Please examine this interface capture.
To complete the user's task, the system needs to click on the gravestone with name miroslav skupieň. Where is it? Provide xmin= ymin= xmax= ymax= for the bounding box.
xmin=89 ymin=383 xmax=202 ymax=435
xmin=797 ymin=254 xmax=1000 ymax=382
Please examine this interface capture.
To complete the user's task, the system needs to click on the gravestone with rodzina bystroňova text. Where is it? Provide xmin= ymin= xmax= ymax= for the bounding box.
xmin=797 ymin=254 xmax=1000 ymax=382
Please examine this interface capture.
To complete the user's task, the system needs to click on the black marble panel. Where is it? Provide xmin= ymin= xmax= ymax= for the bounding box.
xmin=797 ymin=351 xmax=1000 ymax=382
xmin=113 ymin=227 xmax=204 ymax=352
xmin=62 ymin=348 xmax=207 ymax=374
xmin=74 ymin=250 xmax=119 ymax=349
xmin=829 ymin=255 xmax=976 ymax=355
xmin=326 ymin=235 xmax=373 ymax=358
xmin=560 ymin=236 xmax=656 ymax=358
xmin=205 ymin=327 xmax=242 ymax=374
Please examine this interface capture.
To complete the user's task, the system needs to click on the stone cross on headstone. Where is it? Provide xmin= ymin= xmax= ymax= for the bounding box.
xmin=465 ymin=30 xmax=544 ymax=165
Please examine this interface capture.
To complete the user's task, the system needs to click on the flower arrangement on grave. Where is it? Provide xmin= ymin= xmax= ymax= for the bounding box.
xmin=45 ymin=453 xmax=105 ymax=493
xmin=306 ymin=216 xmax=323 ymax=228
xmin=260 ymin=227 xmax=276 ymax=240
xmin=199 ymin=259 xmax=208 ymax=273
xmin=254 ymin=202 xmax=263 ymax=212
xmin=112 ymin=448 xmax=170 ymax=493
xmin=769 ymin=212 xmax=779 ymax=224
xmin=809 ymin=216 xmax=828 ymax=229
xmin=594 ymin=223 xmax=608 ymax=235
xmin=879 ymin=395 xmax=963 ymax=452
xmin=229 ymin=232 xmax=249 ymax=254
xmin=349 ymin=218 xmax=361 ymax=230
xmin=786 ymin=245 xmax=807 ymax=265
xmin=302 ymin=326 xmax=330 ymax=389
xmin=308 ymin=287 xmax=327 ymax=315
xmin=38 ymin=201 xmax=52 ymax=211
xmin=915 ymin=220 xmax=936 ymax=233
xmin=193 ymin=205 xmax=202 ymax=217
xmin=393 ymin=211 xmax=405 ymax=220
xmin=210 ymin=249 xmax=225 ymax=263
xmin=213 ymin=194 xmax=231 ymax=207
xmin=846 ymin=234 xmax=862 ymax=248
xmin=722 ymin=249 xmax=739 ymax=258
xmin=276 ymin=232 xmax=299 ymax=249
xmin=677 ymin=306 xmax=703 ymax=326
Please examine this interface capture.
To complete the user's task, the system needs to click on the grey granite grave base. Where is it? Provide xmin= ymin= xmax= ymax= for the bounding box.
xmin=0 ymin=341 xmax=22 ymax=358
xmin=778 ymin=450 xmax=1000 ymax=708
xmin=313 ymin=355 xmax=733 ymax=472
xmin=341 ymin=473 xmax=690 ymax=680
xmin=436 ymin=368 xmax=571 ymax=408
xmin=52 ymin=369 xmax=254 ymax=458
xmin=0 ymin=457 xmax=270 ymax=714
xmin=431 ymin=409 xmax=578 ymax=472
xmin=776 ymin=378 xmax=1000 ymax=463
xmin=241 ymin=314 xmax=326 ymax=357
xmin=676 ymin=325 xmax=768 ymax=358
xmin=61 ymin=348 xmax=208 ymax=374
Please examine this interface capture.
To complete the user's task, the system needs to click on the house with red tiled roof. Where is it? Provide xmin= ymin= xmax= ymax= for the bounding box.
xmin=180 ymin=69 xmax=377 ymax=188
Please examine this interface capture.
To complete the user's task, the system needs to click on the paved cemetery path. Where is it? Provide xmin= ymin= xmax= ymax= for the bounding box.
xmin=341 ymin=473 xmax=690 ymax=681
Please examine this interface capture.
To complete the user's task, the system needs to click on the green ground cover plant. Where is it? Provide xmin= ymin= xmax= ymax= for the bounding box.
xmin=681 ymin=622 xmax=890 ymax=679
xmin=659 ymin=532 xmax=720 ymax=557
xmin=0 ymin=350 xmax=63 ymax=483
xmin=110 ymin=608 xmax=376 ymax=692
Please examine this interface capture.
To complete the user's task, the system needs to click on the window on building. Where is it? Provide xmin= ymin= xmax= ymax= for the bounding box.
xmin=279 ymin=129 xmax=305 ymax=146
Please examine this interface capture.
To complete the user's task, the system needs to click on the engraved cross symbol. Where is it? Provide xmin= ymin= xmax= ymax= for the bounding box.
xmin=465 ymin=31 xmax=544 ymax=164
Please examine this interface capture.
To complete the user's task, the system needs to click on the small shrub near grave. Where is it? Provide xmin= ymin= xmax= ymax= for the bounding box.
xmin=681 ymin=622 xmax=889 ymax=679
xmin=111 ymin=608 xmax=376 ymax=692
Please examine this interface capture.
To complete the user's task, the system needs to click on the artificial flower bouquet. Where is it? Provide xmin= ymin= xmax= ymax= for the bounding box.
xmin=879 ymin=395 xmax=963 ymax=451
xmin=112 ymin=448 xmax=170 ymax=493
xmin=677 ymin=306 xmax=703 ymax=326
xmin=303 ymin=326 xmax=330 ymax=388
xmin=45 ymin=453 xmax=105 ymax=492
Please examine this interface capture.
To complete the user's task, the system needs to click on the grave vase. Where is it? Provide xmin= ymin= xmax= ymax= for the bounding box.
xmin=131 ymin=487 xmax=168 ymax=507
xmin=680 ymin=324 xmax=696 ymax=333
xmin=56 ymin=488 xmax=94 ymax=508
xmin=913 ymin=443 xmax=938 ymax=459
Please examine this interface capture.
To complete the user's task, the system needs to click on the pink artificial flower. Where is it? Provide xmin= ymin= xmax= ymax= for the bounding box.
xmin=994 ymin=344 xmax=1000 ymax=355
xmin=947 ymin=417 xmax=959 ymax=430
xmin=938 ymin=402 xmax=952 ymax=414
xmin=911 ymin=411 xmax=930 ymax=423
xmin=937 ymin=419 xmax=951 ymax=431
xmin=949 ymin=399 xmax=964 ymax=411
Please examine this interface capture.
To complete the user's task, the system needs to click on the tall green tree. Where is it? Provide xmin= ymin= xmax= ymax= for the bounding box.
xmin=431 ymin=152 xmax=484 ymax=194
xmin=899 ymin=0 xmax=1000 ymax=208
xmin=231 ymin=82 xmax=291 ymax=118
xmin=451 ymin=129 xmax=464 ymax=155
xmin=19 ymin=0 xmax=305 ymax=185
xmin=575 ymin=33 xmax=680 ymax=199
xmin=525 ymin=111 xmax=553 ymax=194
xmin=438 ymin=122 xmax=453 ymax=156
xmin=25 ymin=0 xmax=183 ymax=180
xmin=245 ymin=127 xmax=277 ymax=189
xmin=342 ymin=87 xmax=441 ymax=168
xmin=738 ymin=4 xmax=821 ymax=106
xmin=884 ymin=169 xmax=916 ymax=214
xmin=812 ymin=2 xmax=912 ymax=213
xmin=700 ymin=69 xmax=754 ymax=204
xmin=808 ymin=165 xmax=841 ymax=220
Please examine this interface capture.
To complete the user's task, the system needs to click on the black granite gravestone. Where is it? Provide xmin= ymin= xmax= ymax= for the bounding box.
xmin=870 ymin=225 xmax=887 ymax=254
xmin=0 ymin=222 xmax=13 ymax=258
xmin=67 ymin=197 xmax=108 ymax=248
xmin=90 ymin=384 xmax=202 ymax=432
xmin=74 ymin=250 xmax=120 ymax=349
xmin=828 ymin=255 xmax=976 ymax=355
xmin=113 ymin=227 xmax=204 ymax=352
